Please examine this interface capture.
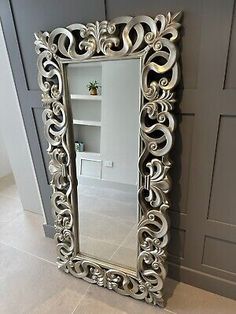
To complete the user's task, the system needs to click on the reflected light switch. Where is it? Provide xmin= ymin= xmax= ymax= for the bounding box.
xmin=104 ymin=160 xmax=113 ymax=168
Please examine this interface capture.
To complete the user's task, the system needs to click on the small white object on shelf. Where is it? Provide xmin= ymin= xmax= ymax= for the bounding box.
xmin=73 ymin=119 xmax=101 ymax=127
xmin=70 ymin=94 xmax=102 ymax=101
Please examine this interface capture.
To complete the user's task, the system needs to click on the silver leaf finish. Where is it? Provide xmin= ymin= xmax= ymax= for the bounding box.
xmin=35 ymin=12 xmax=182 ymax=307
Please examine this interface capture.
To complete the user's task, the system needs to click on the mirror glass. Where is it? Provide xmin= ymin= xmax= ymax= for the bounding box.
xmin=67 ymin=59 xmax=140 ymax=270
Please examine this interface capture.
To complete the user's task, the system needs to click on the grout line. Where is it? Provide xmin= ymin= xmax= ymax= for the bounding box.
xmin=79 ymin=195 xmax=136 ymax=226
xmin=0 ymin=191 xmax=21 ymax=201
xmin=109 ymin=224 xmax=136 ymax=261
xmin=81 ymin=234 xmax=118 ymax=247
xmin=80 ymin=207 xmax=135 ymax=227
xmin=70 ymin=282 xmax=176 ymax=314
xmin=71 ymin=284 xmax=91 ymax=314
xmin=0 ymin=212 xmax=27 ymax=231
xmin=164 ymin=308 xmax=177 ymax=314
xmin=81 ymin=185 xmax=136 ymax=205
xmin=81 ymin=191 xmax=135 ymax=206
xmin=0 ymin=241 xmax=56 ymax=266
xmin=0 ymin=210 xmax=41 ymax=231
xmin=109 ymin=239 xmax=124 ymax=261
xmin=1 ymin=242 xmax=174 ymax=312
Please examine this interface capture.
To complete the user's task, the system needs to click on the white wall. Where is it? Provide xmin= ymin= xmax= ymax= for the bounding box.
xmin=67 ymin=63 xmax=102 ymax=95
xmin=0 ymin=130 xmax=11 ymax=178
xmin=0 ymin=21 xmax=43 ymax=214
xmin=101 ymin=59 xmax=140 ymax=186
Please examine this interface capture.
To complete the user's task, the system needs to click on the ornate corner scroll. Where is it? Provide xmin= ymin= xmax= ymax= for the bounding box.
xmin=35 ymin=12 xmax=182 ymax=307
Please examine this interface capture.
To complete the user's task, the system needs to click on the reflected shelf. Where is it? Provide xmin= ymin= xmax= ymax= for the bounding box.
xmin=71 ymin=94 xmax=102 ymax=101
xmin=76 ymin=151 xmax=101 ymax=157
xmin=73 ymin=119 xmax=101 ymax=127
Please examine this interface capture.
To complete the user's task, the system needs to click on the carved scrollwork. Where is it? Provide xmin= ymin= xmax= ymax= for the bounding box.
xmin=35 ymin=11 xmax=182 ymax=308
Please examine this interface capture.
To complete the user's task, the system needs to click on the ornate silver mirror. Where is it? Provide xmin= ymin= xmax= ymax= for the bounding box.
xmin=35 ymin=12 xmax=182 ymax=307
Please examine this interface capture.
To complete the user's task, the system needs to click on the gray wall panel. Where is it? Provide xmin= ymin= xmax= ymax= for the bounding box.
xmin=107 ymin=0 xmax=236 ymax=299
xmin=224 ymin=5 xmax=236 ymax=89
xmin=202 ymin=236 xmax=236 ymax=274
xmin=10 ymin=0 xmax=105 ymax=90
xmin=168 ymin=228 xmax=186 ymax=259
xmin=208 ymin=115 xmax=236 ymax=225
xmin=170 ymin=114 xmax=194 ymax=214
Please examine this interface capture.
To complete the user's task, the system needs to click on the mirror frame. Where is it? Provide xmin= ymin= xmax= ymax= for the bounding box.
xmin=35 ymin=12 xmax=182 ymax=307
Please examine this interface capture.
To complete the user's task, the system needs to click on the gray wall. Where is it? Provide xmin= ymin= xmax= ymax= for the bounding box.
xmin=0 ymin=21 xmax=42 ymax=213
xmin=1 ymin=0 xmax=235 ymax=300
xmin=0 ymin=0 xmax=105 ymax=236
xmin=0 ymin=130 xmax=11 ymax=178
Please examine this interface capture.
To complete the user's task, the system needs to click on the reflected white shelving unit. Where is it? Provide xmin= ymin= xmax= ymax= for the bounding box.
xmin=71 ymin=94 xmax=102 ymax=101
xmin=73 ymin=119 xmax=101 ymax=127
xmin=67 ymin=62 xmax=102 ymax=179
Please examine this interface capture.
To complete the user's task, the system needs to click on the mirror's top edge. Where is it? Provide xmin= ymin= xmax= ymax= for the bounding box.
xmin=60 ymin=54 xmax=144 ymax=65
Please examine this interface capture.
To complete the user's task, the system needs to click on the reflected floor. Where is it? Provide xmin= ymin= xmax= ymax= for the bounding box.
xmin=78 ymin=182 xmax=137 ymax=270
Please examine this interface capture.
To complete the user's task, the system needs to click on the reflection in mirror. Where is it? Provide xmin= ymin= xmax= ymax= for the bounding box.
xmin=67 ymin=59 xmax=140 ymax=270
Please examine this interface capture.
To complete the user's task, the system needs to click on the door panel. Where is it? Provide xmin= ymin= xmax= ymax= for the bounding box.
xmin=107 ymin=0 xmax=236 ymax=299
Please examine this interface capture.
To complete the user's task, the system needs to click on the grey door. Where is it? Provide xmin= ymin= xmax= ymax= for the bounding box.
xmin=1 ymin=0 xmax=235 ymax=300
xmin=107 ymin=0 xmax=236 ymax=299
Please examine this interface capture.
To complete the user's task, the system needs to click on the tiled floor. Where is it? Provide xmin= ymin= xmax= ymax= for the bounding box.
xmin=0 ymin=174 xmax=236 ymax=314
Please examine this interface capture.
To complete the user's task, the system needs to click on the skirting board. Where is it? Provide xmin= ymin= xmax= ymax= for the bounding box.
xmin=168 ymin=262 xmax=236 ymax=300
xmin=43 ymin=223 xmax=55 ymax=239
xmin=43 ymin=224 xmax=235 ymax=300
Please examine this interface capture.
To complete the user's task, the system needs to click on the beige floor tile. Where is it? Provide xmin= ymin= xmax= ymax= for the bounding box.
xmin=110 ymin=246 xmax=137 ymax=271
xmin=0 ymin=243 xmax=90 ymax=314
xmin=80 ymin=234 xmax=120 ymax=262
xmin=165 ymin=278 xmax=236 ymax=314
xmin=0 ymin=194 xmax=23 ymax=225
xmin=0 ymin=211 xmax=56 ymax=263
xmin=79 ymin=195 xmax=137 ymax=224
xmin=73 ymin=284 xmax=169 ymax=314
xmin=120 ymin=225 xmax=137 ymax=250
xmin=79 ymin=184 xmax=137 ymax=204
xmin=109 ymin=224 xmax=137 ymax=270
xmin=0 ymin=174 xmax=19 ymax=199
xmin=79 ymin=211 xmax=133 ymax=246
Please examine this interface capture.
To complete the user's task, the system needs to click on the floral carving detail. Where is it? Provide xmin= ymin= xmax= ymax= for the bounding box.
xmin=145 ymin=158 xmax=172 ymax=209
xmin=35 ymin=12 xmax=182 ymax=308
